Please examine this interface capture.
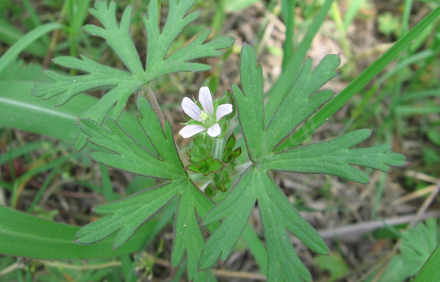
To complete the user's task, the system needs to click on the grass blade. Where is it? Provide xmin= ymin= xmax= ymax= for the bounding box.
xmin=0 ymin=81 xmax=151 ymax=151
xmin=0 ymin=19 xmax=47 ymax=57
xmin=0 ymin=205 xmax=157 ymax=259
xmin=0 ymin=23 xmax=62 ymax=73
xmin=281 ymin=0 xmax=296 ymax=72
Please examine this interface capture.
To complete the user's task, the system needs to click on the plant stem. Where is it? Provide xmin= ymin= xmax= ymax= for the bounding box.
xmin=212 ymin=137 xmax=224 ymax=160
xmin=43 ymin=1 xmax=68 ymax=68
xmin=141 ymin=85 xmax=165 ymax=128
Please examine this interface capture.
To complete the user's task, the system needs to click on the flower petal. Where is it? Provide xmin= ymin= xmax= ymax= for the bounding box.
xmin=179 ymin=124 xmax=206 ymax=138
xmin=207 ymin=123 xmax=221 ymax=137
xmin=182 ymin=97 xmax=202 ymax=122
xmin=199 ymin=86 xmax=214 ymax=114
xmin=216 ymin=104 xmax=233 ymax=121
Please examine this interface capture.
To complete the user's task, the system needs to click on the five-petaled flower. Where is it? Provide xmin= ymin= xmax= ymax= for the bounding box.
xmin=179 ymin=87 xmax=233 ymax=138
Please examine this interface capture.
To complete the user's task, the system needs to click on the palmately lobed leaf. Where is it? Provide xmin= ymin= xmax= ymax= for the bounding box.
xmin=84 ymin=1 xmax=144 ymax=76
xmin=172 ymin=185 xmax=216 ymax=281
xmin=256 ymin=169 xmax=327 ymax=281
xmin=201 ymin=44 xmax=407 ymax=281
xmin=136 ymin=96 xmax=184 ymax=168
xmin=32 ymin=0 xmax=234 ymax=152
xmin=264 ymin=55 xmax=340 ymax=152
xmin=262 ymin=129 xmax=407 ymax=183
xmin=200 ymin=166 xmax=327 ymax=280
xmin=76 ymin=94 xmax=217 ymax=280
xmin=143 ymin=0 xmax=235 ymax=81
xmin=200 ymin=167 xmax=258 ymax=270
xmin=31 ymin=55 xmax=141 ymax=105
xmin=75 ymin=181 xmax=183 ymax=248
xmin=231 ymin=45 xmax=265 ymax=162
xmin=80 ymin=117 xmax=184 ymax=180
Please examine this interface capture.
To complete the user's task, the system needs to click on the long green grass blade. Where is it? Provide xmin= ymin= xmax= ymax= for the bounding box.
xmin=278 ymin=6 xmax=440 ymax=149
xmin=0 ymin=23 xmax=62 ymax=73
xmin=0 ymin=19 xmax=47 ymax=57
xmin=0 ymin=81 xmax=151 ymax=151
xmin=0 ymin=205 xmax=157 ymax=259
xmin=281 ymin=0 xmax=296 ymax=72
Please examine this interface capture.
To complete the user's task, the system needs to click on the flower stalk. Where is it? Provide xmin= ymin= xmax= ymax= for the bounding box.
xmin=212 ymin=137 xmax=225 ymax=160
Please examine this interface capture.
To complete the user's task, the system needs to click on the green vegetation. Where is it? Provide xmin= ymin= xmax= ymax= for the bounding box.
xmin=1 ymin=0 xmax=439 ymax=281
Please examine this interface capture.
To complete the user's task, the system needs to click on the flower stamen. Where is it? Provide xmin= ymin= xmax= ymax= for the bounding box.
xmin=200 ymin=111 xmax=209 ymax=122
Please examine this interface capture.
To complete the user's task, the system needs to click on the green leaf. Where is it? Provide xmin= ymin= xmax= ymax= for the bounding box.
xmin=200 ymin=168 xmax=259 ymax=268
xmin=185 ymin=164 xmax=203 ymax=173
xmin=201 ymin=44 xmax=407 ymax=280
xmin=400 ymin=219 xmax=438 ymax=274
xmin=31 ymin=0 xmax=234 ymax=151
xmin=201 ymin=167 xmax=326 ymax=281
xmin=282 ymin=5 xmax=440 ymax=148
xmin=224 ymin=147 xmax=241 ymax=163
xmin=0 ymin=205 xmax=159 ymax=260
xmin=262 ymin=129 xmax=407 ymax=183
xmin=79 ymin=97 xmax=184 ymax=180
xmin=316 ymin=253 xmax=349 ymax=282
xmin=205 ymin=157 xmax=226 ymax=174
xmin=172 ymin=185 xmax=216 ymax=281
xmin=414 ymin=243 xmax=440 ymax=282
xmin=264 ymin=0 xmax=335 ymax=121
xmin=234 ymin=45 xmax=339 ymax=156
xmin=221 ymin=133 xmax=242 ymax=163
xmin=185 ymin=157 xmax=225 ymax=176
xmin=0 ymin=18 xmax=52 ymax=58
xmin=80 ymin=117 xmax=183 ymax=179
xmin=231 ymin=46 xmax=265 ymax=162
xmin=370 ymin=218 xmax=439 ymax=282
xmin=265 ymin=55 xmax=339 ymax=152
xmin=75 ymin=95 xmax=215 ymax=281
xmin=241 ymin=224 xmax=268 ymax=275
xmin=75 ymin=182 xmax=182 ymax=248
xmin=0 ymin=81 xmax=152 ymax=153
xmin=222 ymin=133 xmax=236 ymax=160
xmin=143 ymin=0 xmax=235 ymax=80
xmin=257 ymin=171 xmax=323 ymax=281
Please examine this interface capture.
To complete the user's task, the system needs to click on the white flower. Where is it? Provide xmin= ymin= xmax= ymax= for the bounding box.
xmin=179 ymin=87 xmax=233 ymax=138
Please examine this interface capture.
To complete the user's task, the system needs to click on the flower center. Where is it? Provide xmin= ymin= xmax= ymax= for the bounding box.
xmin=200 ymin=111 xmax=209 ymax=122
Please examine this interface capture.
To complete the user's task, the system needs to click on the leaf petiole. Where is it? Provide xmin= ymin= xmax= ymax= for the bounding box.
xmin=140 ymin=84 xmax=165 ymax=128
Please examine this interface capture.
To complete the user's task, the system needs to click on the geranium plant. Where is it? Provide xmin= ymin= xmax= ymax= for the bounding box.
xmin=29 ymin=0 xmax=408 ymax=281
